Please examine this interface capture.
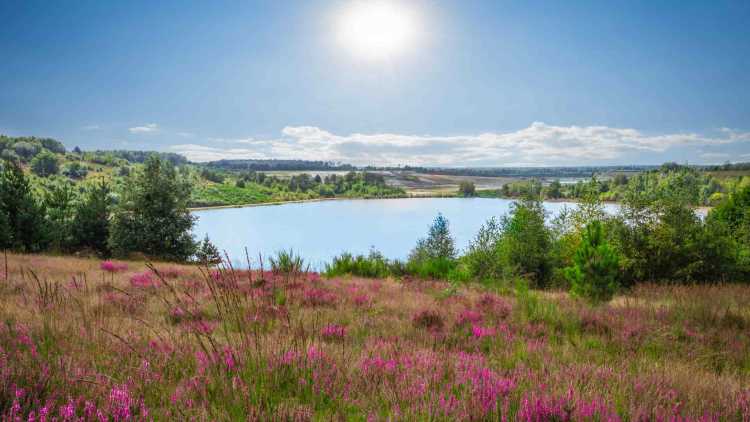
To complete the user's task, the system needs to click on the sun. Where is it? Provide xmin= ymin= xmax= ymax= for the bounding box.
xmin=336 ymin=1 xmax=419 ymax=61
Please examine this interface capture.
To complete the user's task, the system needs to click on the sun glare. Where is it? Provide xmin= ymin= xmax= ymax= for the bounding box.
xmin=336 ymin=1 xmax=418 ymax=61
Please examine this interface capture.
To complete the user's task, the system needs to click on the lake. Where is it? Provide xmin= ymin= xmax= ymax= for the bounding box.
xmin=192 ymin=198 xmax=620 ymax=269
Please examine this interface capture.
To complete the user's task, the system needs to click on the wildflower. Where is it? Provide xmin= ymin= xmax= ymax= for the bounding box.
xmin=471 ymin=324 xmax=496 ymax=339
xmin=302 ymin=287 xmax=337 ymax=307
xmin=59 ymin=400 xmax=75 ymax=420
xmin=109 ymin=385 xmax=133 ymax=421
xmin=321 ymin=324 xmax=347 ymax=340
xmin=100 ymin=260 xmax=128 ymax=273
xmin=129 ymin=272 xmax=155 ymax=288
xmin=307 ymin=272 xmax=321 ymax=283
xmin=457 ymin=309 xmax=483 ymax=325
xmin=353 ymin=293 xmax=372 ymax=307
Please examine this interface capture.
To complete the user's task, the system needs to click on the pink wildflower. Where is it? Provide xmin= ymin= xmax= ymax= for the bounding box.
xmin=471 ymin=324 xmax=496 ymax=339
xmin=100 ymin=260 xmax=128 ymax=273
xmin=321 ymin=324 xmax=347 ymax=340
xmin=129 ymin=272 xmax=155 ymax=288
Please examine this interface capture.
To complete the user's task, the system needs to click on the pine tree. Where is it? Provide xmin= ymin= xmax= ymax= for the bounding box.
xmin=410 ymin=213 xmax=457 ymax=261
xmin=72 ymin=179 xmax=113 ymax=255
xmin=0 ymin=160 xmax=47 ymax=251
xmin=195 ymin=235 xmax=222 ymax=265
xmin=565 ymin=221 xmax=621 ymax=304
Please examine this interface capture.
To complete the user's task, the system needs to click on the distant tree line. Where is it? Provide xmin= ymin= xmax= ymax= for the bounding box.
xmin=493 ymin=164 xmax=748 ymax=206
xmin=205 ymin=159 xmax=355 ymax=172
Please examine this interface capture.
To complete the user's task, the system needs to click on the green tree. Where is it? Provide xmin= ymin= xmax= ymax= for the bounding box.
xmin=195 ymin=234 xmax=222 ymax=265
xmin=458 ymin=181 xmax=476 ymax=197
xmin=0 ymin=160 xmax=47 ymax=251
xmin=41 ymin=179 xmax=76 ymax=251
xmin=410 ymin=213 xmax=457 ymax=261
xmin=565 ymin=221 xmax=621 ymax=304
xmin=13 ymin=141 xmax=39 ymax=161
xmin=496 ymin=199 xmax=552 ymax=286
xmin=31 ymin=151 xmax=59 ymax=177
xmin=71 ymin=180 xmax=113 ymax=255
xmin=109 ymin=156 xmax=197 ymax=261
xmin=707 ymin=185 xmax=750 ymax=276
xmin=545 ymin=179 xmax=562 ymax=199
xmin=464 ymin=216 xmax=503 ymax=281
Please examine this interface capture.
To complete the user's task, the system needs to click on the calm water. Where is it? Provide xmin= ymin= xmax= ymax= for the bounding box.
xmin=192 ymin=198 xmax=619 ymax=269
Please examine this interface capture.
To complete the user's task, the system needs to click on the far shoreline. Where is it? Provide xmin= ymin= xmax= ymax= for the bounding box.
xmin=188 ymin=190 xmax=714 ymax=213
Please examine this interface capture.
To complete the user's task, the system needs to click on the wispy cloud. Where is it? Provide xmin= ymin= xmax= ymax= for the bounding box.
xmin=129 ymin=123 xmax=159 ymax=134
xmin=171 ymin=122 xmax=750 ymax=166
xmin=81 ymin=124 xmax=100 ymax=131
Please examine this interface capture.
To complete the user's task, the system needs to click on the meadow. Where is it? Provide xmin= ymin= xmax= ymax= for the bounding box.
xmin=1 ymin=253 xmax=749 ymax=421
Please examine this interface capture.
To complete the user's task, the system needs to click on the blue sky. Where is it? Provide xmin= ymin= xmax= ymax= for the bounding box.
xmin=1 ymin=0 xmax=749 ymax=166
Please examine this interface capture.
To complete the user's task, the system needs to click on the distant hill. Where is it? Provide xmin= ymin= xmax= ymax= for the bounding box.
xmin=205 ymin=159 xmax=356 ymax=172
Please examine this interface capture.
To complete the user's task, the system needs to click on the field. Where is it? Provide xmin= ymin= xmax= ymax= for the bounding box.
xmin=1 ymin=253 xmax=749 ymax=420
xmin=379 ymin=171 xmax=516 ymax=196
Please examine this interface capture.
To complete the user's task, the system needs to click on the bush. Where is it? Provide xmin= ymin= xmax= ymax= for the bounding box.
xmin=30 ymin=151 xmax=59 ymax=177
xmin=325 ymin=250 xmax=391 ymax=278
xmin=270 ymin=249 xmax=306 ymax=275
xmin=62 ymin=162 xmax=88 ymax=179
xmin=406 ymin=257 xmax=457 ymax=280
xmin=565 ymin=221 xmax=621 ymax=304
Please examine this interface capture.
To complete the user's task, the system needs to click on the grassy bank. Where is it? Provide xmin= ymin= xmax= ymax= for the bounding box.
xmin=1 ymin=253 xmax=748 ymax=420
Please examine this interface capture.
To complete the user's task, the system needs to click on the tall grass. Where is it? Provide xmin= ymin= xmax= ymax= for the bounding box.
xmin=1 ymin=252 xmax=749 ymax=420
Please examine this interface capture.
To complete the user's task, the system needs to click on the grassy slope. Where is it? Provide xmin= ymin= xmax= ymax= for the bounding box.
xmin=1 ymin=253 xmax=748 ymax=420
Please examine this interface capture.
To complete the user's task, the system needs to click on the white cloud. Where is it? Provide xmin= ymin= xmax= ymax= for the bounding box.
xmin=129 ymin=123 xmax=159 ymax=134
xmin=81 ymin=124 xmax=100 ymax=131
xmin=171 ymin=122 xmax=750 ymax=166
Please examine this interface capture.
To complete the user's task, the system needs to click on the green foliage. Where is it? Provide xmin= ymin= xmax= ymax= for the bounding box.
xmin=195 ymin=235 xmax=222 ymax=264
xmin=190 ymin=171 xmax=404 ymax=207
xmin=496 ymin=165 xmax=731 ymax=207
xmin=109 ymin=156 xmax=196 ymax=261
xmin=30 ymin=151 xmax=59 ymax=177
xmin=406 ymin=257 xmax=457 ymax=280
xmin=565 ymin=221 xmax=621 ymax=304
xmin=610 ymin=192 xmax=741 ymax=284
xmin=270 ymin=249 xmax=306 ymax=275
xmin=409 ymin=214 xmax=457 ymax=263
xmin=324 ymin=250 xmax=393 ymax=278
xmin=71 ymin=180 xmax=113 ymax=255
xmin=464 ymin=217 xmax=504 ymax=281
xmin=496 ymin=199 xmax=552 ymax=287
xmin=62 ymin=162 xmax=89 ymax=180
xmin=0 ymin=160 xmax=47 ymax=251
xmin=458 ymin=181 xmax=476 ymax=197
xmin=40 ymin=179 xmax=77 ymax=251
xmin=545 ymin=179 xmax=562 ymax=199
xmin=707 ymin=185 xmax=750 ymax=277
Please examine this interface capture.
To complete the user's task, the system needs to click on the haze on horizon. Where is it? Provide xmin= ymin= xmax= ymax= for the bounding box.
xmin=1 ymin=0 xmax=749 ymax=167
